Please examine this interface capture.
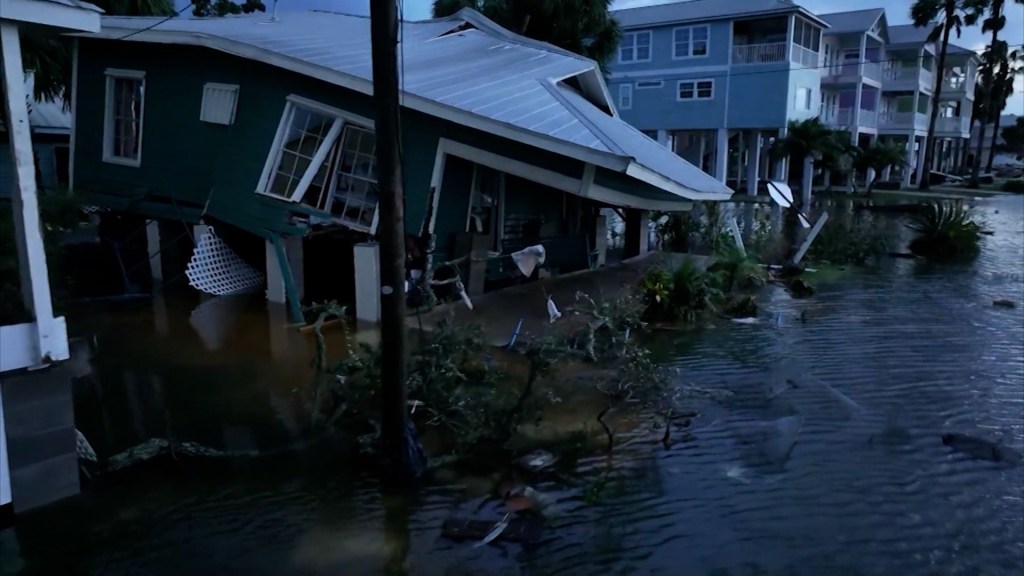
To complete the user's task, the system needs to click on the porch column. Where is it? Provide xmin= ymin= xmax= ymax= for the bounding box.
xmin=866 ymin=134 xmax=879 ymax=185
xmin=902 ymin=136 xmax=914 ymax=188
xmin=146 ymin=219 xmax=162 ymax=285
xmin=656 ymin=130 xmax=669 ymax=148
xmin=623 ymin=209 xmax=650 ymax=259
xmin=715 ymin=128 xmax=729 ymax=183
xmin=265 ymin=237 xmax=304 ymax=306
xmin=774 ymin=126 xmax=788 ymax=182
xmin=746 ymin=130 xmax=761 ymax=195
xmin=916 ymin=135 xmax=928 ymax=185
xmin=698 ymin=133 xmax=707 ymax=174
xmin=1 ymin=22 xmax=65 ymax=366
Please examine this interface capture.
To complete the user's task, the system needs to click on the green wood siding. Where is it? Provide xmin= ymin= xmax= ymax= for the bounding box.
xmin=74 ymin=40 xmax=588 ymax=239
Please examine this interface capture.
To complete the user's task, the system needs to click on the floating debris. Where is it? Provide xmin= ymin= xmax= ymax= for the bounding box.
xmin=517 ymin=449 xmax=558 ymax=472
xmin=993 ymin=299 xmax=1017 ymax=309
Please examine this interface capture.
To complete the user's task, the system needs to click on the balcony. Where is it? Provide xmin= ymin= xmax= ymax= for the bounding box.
xmin=941 ymin=74 xmax=970 ymax=93
xmin=824 ymin=108 xmax=879 ymax=130
xmin=733 ymin=42 xmax=787 ymax=64
xmin=936 ymin=116 xmax=969 ymax=134
xmin=791 ymin=44 xmax=819 ymax=68
xmin=883 ymin=65 xmax=934 ymax=91
xmin=823 ymin=61 xmax=881 ymax=83
xmin=879 ymin=111 xmax=929 ymax=131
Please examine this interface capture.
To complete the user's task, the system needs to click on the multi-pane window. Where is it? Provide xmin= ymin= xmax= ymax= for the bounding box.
xmin=619 ymin=84 xmax=633 ymax=109
xmin=677 ymin=79 xmax=714 ymax=100
xmin=259 ymin=97 xmax=379 ymax=232
xmin=103 ymin=70 xmax=146 ymax=166
xmin=619 ymin=31 xmax=652 ymax=63
xmin=327 ymin=126 xmax=378 ymax=230
xmin=673 ymin=25 xmax=709 ymax=58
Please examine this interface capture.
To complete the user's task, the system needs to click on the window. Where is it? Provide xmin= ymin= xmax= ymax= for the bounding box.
xmin=677 ymin=79 xmax=714 ymax=101
xmin=619 ymin=84 xmax=633 ymax=109
xmin=103 ymin=69 xmax=145 ymax=166
xmin=619 ymin=31 xmax=652 ymax=63
xmin=200 ymin=83 xmax=239 ymax=125
xmin=258 ymin=96 xmax=379 ymax=231
xmin=673 ymin=25 xmax=709 ymax=59
xmin=795 ymin=86 xmax=813 ymax=110
xmin=467 ymin=165 xmax=503 ymax=250
xmin=636 ymin=80 xmax=664 ymax=89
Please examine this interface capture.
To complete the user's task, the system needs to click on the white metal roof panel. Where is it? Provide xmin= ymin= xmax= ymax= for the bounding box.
xmin=91 ymin=10 xmax=732 ymax=202
xmin=888 ymin=23 xmax=933 ymax=45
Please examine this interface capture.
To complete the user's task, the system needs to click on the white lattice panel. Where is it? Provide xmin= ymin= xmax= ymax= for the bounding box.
xmin=186 ymin=227 xmax=264 ymax=296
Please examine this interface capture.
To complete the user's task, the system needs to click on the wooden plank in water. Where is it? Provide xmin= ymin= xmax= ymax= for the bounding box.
xmin=441 ymin=516 xmax=544 ymax=544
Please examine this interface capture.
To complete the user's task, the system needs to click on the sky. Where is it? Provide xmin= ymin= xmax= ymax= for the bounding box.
xmin=174 ymin=0 xmax=1023 ymax=115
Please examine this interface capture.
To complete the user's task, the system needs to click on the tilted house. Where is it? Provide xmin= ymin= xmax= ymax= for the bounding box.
xmin=70 ymin=9 xmax=732 ymax=319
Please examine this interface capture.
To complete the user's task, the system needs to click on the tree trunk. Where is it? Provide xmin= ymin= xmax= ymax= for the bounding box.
xmin=987 ymin=93 xmax=1006 ymax=172
xmin=920 ymin=19 xmax=954 ymax=191
xmin=369 ymin=0 xmax=413 ymax=479
xmin=972 ymin=26 xmax=1000 ymax=184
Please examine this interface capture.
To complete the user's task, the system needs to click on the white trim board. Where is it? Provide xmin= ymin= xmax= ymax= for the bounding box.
xmin=432 ymin=138 xmax=697 ymax=212
xmin=0 ymin=318 xmax=70 ymax=373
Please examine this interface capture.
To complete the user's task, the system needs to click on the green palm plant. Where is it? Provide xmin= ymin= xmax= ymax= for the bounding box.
xmin=432 ymin=0 xmax=621 ymax=70
xmin=987 ymin=47 xmax=1024 ymax=171
xmin=853 ymin=140 xmax=909 ymax=194
xmin=906 ymin=201 xmax=984 ymax=260
xmin=911 ymin=0 xmax=972 ymax=190
xmin=772 ymin=118 xmax=838 ymax=203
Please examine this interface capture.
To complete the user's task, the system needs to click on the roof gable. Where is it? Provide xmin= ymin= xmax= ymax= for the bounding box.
xmin=819 ymin=8 xmax=884 ymax=35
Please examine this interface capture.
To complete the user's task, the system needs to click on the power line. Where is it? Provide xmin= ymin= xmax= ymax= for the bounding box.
xmin=115 ymin=5 xmax=193 ymax=41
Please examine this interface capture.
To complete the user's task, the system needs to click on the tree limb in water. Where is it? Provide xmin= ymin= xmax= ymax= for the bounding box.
xmin=598 ymin=404 xmax=614 ymax=453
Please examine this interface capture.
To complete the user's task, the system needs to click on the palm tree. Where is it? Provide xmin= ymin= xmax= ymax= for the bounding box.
xmin=966 ymin=0 xmax=1022 ymax=182
xmin=774 ymin=116 xmax=839 ymax=203
xmin=853 ymin=141 xmax=908 ymax=194
xmin=986 ymin=47 xmax=1024 ymax=171
xmin=911 ymin=0 xmax=971 ymax=190
xmin=432 ymin=0 xmax=621 ymax=70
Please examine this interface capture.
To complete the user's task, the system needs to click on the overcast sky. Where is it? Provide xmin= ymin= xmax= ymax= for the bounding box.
xmin=175 ymin=0 xmax=1023 ymax=115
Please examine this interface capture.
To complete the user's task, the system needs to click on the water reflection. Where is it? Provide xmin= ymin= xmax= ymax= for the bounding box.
xmin=1 ymin=196 xmax=1022 ymax=576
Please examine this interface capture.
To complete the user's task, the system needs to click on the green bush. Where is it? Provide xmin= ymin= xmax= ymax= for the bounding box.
xmin=906 ymin=201 xmax=983 ymax=261
xmin=639 ymin=259 xmax=721 ymax=323
xmin=806 ymin=215 xmax=893 ymax=265
xmin=1000 ymin=179 xmax=1024 ymax=193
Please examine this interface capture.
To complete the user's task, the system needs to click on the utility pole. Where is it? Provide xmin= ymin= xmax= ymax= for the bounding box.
xmin=369 ymin=0 xmax=411 ymax=478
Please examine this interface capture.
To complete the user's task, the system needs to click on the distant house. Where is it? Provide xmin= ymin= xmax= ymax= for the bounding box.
xmin=607 ymin=0 xmax=980 ymax=189
xmin=0 ymin=73 xmax=72 ymax=198
xmin=607 ymin=0 xmax=829 ymax=191
xmin=70 ymin=8 xmax=732 ymax=320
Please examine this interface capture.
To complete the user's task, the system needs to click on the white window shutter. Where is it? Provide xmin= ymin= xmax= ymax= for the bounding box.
xmin=200 ymin=83 xmax=239 ymax=125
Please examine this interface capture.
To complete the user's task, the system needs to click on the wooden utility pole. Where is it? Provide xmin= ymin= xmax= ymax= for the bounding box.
xmin=369 ymin=0 xmax=411 ymax=477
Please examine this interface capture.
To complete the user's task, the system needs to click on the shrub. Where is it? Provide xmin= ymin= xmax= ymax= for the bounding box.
xmin=708 ymin=245 xmax=766 ymax=292
xmin=1001 ymin=179 xmax=1024 ymax=193
xmin=906 ymin=201 xmax=983 ymax=261
xmin=639 ymin=259 xmax=721 ymax=323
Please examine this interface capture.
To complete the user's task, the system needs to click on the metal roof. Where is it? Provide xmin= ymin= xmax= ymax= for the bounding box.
xmin=85 ymin=9 xmax=733 ymax=203
xmin=0 ymin=74 xmax=71 ymax=134
xmin=612 ymin=0 xmax=828 ymax=29
xmin=39 ymin=0 xmax=104 ymax=12
xmin=818 ymin=9 xmax=884 ymax=34
xmin=888 ymin=23 xmax=933 ymax=45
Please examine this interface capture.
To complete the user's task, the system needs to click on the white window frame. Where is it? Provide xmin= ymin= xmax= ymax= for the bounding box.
xmin=795 ymin=86 xmax=813 ymax=111
xmin=635 ymin=80 xmax=664 ymax=89
xmin=619 ymin=30 xmax=653 ymax=64
xmin=102 ymin=68 xmax=146 ymax=167
xmin=619 ymin=83 xmax=633 ymax=110
xmin=256 ymin=95 xmax=379 ymax=232
xmin=672 ymin=25 xmax=710 ymax=60
xmin=677 ymin=79 xmax=714 ymax=101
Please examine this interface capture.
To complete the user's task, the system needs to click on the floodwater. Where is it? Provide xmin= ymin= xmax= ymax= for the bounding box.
xmin=2 ymin=195 xmax=1023 ymax=576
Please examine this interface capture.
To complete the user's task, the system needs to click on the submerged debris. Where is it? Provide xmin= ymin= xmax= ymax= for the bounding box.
xmin=993 ymin=299 xmax=1017 ymax=309
xmin=786 ymin=278 xmax=815 ymax=298
xmin=516 ymin=449 xmax=558 ymax=472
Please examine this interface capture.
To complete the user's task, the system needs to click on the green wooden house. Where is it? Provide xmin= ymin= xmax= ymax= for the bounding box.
xmin=70 ymin=8 xmax=733 ymax=320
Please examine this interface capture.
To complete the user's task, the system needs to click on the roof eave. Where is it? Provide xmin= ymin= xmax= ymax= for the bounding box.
xmin=618 ymin=6 xmax=830 ymax=31
xmin=626 ymin=162 xmax=734 ymax=202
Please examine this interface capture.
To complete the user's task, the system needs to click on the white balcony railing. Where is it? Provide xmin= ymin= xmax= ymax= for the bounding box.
xmin=936 ymin=116 xmax=968 ymax=133
xmin=879 ymin=111 xmax=929 ymax=130
xmin=862 ymin=61 xmax=881 ymax=82
xmin=824 ymin=108 xmax=852 ymax=128
xmin=942 ymin=75 xmax=968 ymax=91
xmin=733 ymin=42 xmax=787 ymax=64
xmin=859 ymin=109 xmax=878 ymax=128
xmin=791 ymin=44 xmax=819 ymax=68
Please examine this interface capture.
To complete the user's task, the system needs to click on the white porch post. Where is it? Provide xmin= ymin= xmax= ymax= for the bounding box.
xmin=715 ymin=128 xmax=729 ymax=183
xmin=746 ymin=130 xmax=761 ymax=195
xmin=866 ymin=134 xmax=879 ymax=185
xmin=1 ymin=22 xmax=64 ymax=365
xmin=265 ymin=237 xmax=303 ymax=305
xmin=801 ymin=156 xmax=814 ymax=208
xmin=146 ymin=220 xmax=162 ymax=284
xmin=916 ymin=135 xmax=928 ymax=184
xmin=881 ymin=136 xmax=893 ymax=181
xmin=774 ymin=126 xmax=788 ymax=182
xmin=354 ymin=242 xmax=381 ymax=323
xmin=903 ymin=135 xmax=915 ymax=188
xmin=656 ymin=129 xmax=669 ymax=147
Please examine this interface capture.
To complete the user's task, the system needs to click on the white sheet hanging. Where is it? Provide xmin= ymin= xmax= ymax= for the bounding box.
xmin=510 ymin=244 xmax=546 ymax=277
